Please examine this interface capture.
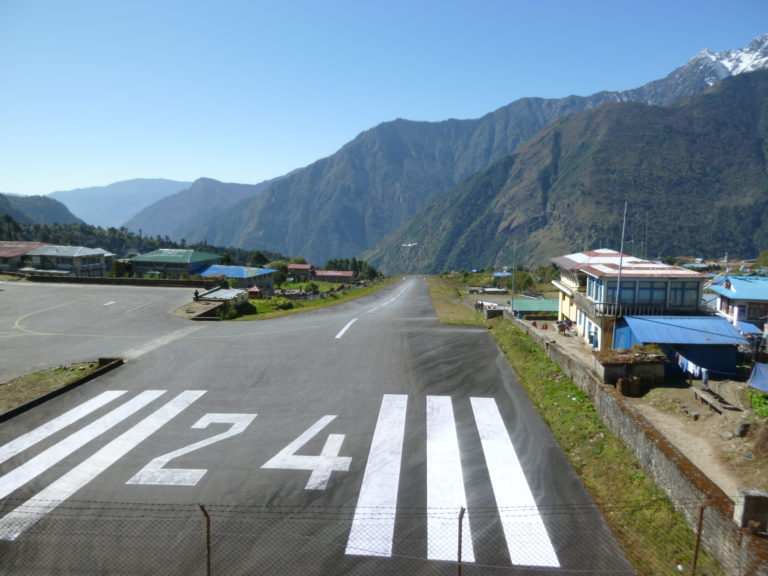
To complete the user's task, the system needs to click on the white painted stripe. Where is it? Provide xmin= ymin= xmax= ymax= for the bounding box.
xmin=346 ymin=394 xmax=407 ymax=557
xmin=470 ymin=397 xmax=559 ymax=567
xmin=0 ymin=390 xmax=166 ymax=501
xmin=0 ymin=391 xmax=127 ymax=465
xmin=427 ymin=396 xmax=474 ymax=562
xmin=0 ymin=390 xmax=205 ymax=540
xmin=123 ymin=325 xmax=203 ymax=360
xmin=334 ymin=318 xmax=358 ymax=339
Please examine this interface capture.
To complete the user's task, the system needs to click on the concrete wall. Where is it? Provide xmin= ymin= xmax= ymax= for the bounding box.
xmin=506 ymin=312 xmax=768 ymax=575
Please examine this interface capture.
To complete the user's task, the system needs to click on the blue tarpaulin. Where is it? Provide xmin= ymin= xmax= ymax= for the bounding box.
xmin=748 ymin=362 xmax=768 ymax=393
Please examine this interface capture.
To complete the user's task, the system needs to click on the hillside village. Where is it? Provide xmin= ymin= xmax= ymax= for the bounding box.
xmin=4 ymin=238 xmax=767 ymax=395
xmin=0 ymin=241 xmax=377 ymax=306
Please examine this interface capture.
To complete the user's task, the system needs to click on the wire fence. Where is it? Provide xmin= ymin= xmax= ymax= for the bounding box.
xmin=0 ymin=497 xmax=759 ymax=575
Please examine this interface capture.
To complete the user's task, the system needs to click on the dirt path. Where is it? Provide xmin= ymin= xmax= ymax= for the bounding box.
xmin=625 ymin=380 xmax=767 ymax=500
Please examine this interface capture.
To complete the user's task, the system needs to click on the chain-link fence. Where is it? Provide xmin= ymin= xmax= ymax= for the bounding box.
xmin=0 ymin=497 xmax=762 ymax=575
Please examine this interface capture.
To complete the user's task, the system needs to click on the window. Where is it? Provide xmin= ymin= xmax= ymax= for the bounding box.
xmin=669 ymin=281 xmax=699 ymax=308
xmin=605 ymin=280 xmax=636 ymax=304
xmin=637 ymin=281 xmax=667 ymax=305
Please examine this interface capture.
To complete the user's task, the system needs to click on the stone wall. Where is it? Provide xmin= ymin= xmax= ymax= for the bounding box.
xmin=507 ymin=313 xmax=768 ymax=575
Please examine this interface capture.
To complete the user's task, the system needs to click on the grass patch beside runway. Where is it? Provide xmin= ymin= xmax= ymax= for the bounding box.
xmin=0 ymin=362 xmax=99 ymax=413
xmin=427 ymin=275 xmax=485 ymax=325
xmin=232 ymin=277 xmax=401 ymax=320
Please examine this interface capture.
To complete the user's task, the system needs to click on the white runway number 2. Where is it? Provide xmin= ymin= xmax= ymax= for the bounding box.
xmin=127 ymin=413 xmax=258 ymax=486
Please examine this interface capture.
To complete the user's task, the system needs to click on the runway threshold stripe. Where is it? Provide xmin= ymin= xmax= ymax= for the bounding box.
xmin=345 ymin=394 xmax=407 ymax=557
xmin=426 ymin=396 xmax=474 ymax=562
xmin=0 ymin=390 xmax=205 ymax=541
xmin=0 ymin=390 xmax=166 ymax=501
xmin=0 ymin=391 xmax=127 ymax=465
xmin=470 ymin=397 xmax=560 ymax=568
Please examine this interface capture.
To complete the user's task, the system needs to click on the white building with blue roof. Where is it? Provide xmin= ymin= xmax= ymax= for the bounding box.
xmin=707 ymin=275 xmax=768 ymax=334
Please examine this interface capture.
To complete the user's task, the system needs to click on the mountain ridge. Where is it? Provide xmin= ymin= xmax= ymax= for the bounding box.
xmin=363 ymin=69 xmax=768 ymax=273
xmin=183 ymin=34 xmax=768 ymax=265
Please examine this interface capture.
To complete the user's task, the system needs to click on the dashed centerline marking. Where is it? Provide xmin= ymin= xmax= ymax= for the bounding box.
xmin=334 ymin=318 xmax=358 ymax=339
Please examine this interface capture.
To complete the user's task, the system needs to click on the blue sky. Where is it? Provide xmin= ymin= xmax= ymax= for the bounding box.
xmin=1 ymin=0 xmax=766 ymax=196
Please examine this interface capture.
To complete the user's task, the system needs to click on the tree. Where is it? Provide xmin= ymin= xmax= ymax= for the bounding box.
xmin=267 ymin=260 xmax=288 ymax=287
xmin=249 ymin=251 xmax=269 ymax=267
xmin=1 ymin=214 xmax=22 ymax=241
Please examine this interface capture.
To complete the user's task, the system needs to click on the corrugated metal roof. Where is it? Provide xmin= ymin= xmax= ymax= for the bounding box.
xmin=623 ymin=316 xmax=747 ymax=345
xmin=131 ymin=249 xmax=221 ymax=264
xmin=197 ymin=264 xmax=276 ymax=279
xmin=200 ymin=287 xmax=246 ymax=301
xmin=0 ymin=241 xmax=52 ymax=257
xmin=551 ymin=249 xmax=705 ymax=279
xmin=509 ymin=298 xmax=559 ymax=312
xmin=315 ymin=270 xmax=355 ymax=277
xmin=707 ymin=276 xmax=768 ymax=302
xmin=737 ymin=321 xmax=762 ymax=335
xmin=27 ymin=245 xmax=114 ymax=257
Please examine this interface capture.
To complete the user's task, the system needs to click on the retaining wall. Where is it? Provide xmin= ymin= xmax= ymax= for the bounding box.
xmin=507 ymin=313 xmax=768 ymax=575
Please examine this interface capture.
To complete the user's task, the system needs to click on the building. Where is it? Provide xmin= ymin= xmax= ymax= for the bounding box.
xmin=196 ymin=264 xmax=276 ymax=295
xmin=0 ymin=241 xmax=51 ymax=272
xmin=614 ymin=315 xmax=747 ymax=378
xmin=22 ymin=245 xmax=114 ymax=277
xmin=706 ymin=275 xmax=768 ymax=334
xmin=314 ymin=269 xmax=356 ymax=283
xmin=287 ymin=263 xmax=314 ymax=282
xmin=551 ymin=249 xmax=709 ymax=351
xmin=130 ymin=249 xmax=222 ymax=279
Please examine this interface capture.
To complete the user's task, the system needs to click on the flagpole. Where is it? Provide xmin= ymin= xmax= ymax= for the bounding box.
xmin=612 ymin=201 xmax=628 ymax=348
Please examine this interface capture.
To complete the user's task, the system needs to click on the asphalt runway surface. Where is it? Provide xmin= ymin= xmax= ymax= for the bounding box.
xmin=0 ymin=278 xmax=632 ymax=574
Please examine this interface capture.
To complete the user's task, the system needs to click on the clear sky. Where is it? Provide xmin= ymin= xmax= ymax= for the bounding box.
xmin=1 ymin=0 xmax=766 ymax=196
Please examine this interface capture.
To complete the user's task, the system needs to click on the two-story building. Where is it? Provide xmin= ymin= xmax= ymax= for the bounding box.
xmin=287 ymin=263 xmax=314 ymax=282
xmin=23 ymin=245 xmax=114 ymax=277
xmin=551 ymin=249 xmax=709 ymax=351
xmin=706 ymin=275 xmax=768 ymax=334
xmin=130 ymin=249 xmax=222 ymax=279
xmin=0 ymin=241 xmax=51 ymax=272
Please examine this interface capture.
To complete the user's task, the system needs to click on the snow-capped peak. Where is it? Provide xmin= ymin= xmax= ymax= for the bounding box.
xmin=704 ymin=33 xmax=768 ymax=75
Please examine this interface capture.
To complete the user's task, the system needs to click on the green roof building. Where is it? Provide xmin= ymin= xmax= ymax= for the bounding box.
xmin=130 ymin=249 xmax=222 ymax=279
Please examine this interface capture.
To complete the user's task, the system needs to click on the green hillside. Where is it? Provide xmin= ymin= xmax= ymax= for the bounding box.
xmin=365 ymin=70 xmax=768 ymax=273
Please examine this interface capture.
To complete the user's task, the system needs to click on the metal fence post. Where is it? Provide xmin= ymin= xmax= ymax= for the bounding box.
xmin=200 ymin=503 xmax=211 ymax=576
xmin=458 ymin=507 xmax=466 ymax=576
xmin=691 ymin=500 xmax=713 ymax=576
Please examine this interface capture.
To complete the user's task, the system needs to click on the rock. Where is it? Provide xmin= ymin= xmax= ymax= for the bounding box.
xmin=734 ymin=421 xmax=751 ymax=438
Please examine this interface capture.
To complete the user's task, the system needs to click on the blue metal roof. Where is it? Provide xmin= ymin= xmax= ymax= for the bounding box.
xmin=197 ymin=264 xmax=276 ymax=279
xmin=707 ymin=276 xmax=768 ymax=302
xmin=623 ymin=316 xmax=747 ymax=345
xmin=737 ymin=321 xmax=762 ymax=335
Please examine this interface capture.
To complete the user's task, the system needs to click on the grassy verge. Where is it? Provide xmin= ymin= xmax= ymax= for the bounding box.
xmin=231 ymin=277 xmax=400 ymax=320
xmin=427 ymin=275 xmax=485 ymax=325
xmin=0 ymin=362 xmax=99 ymax=413
xmin=427 ymin=274 xmax=719 ymax=574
